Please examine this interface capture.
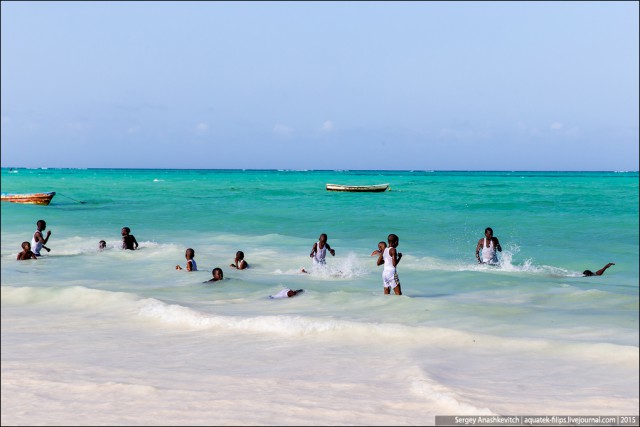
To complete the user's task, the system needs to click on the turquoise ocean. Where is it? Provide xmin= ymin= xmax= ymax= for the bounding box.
xmin=1 ymin=168 xmax=638 ymax=425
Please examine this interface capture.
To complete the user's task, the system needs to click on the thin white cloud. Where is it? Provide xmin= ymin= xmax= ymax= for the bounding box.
xmin=273 ymin=124 xmax=294 ymax=137
xmin=195 ymin=122 xmax=209 ymax=135
xmin=565 ymin=126 xmax=580 ymax=137
xmin=517 ymin=121 xmax=527 ymax=132
xmin=66 ymin=122 xmax=90 ymax=132
xmin=439 ymin=127 xmax=490 ymax=140
xmin=321 ymin=120 xmax=334 ymax=132
xmin=551 ymin=122 xmax=563 ymax=130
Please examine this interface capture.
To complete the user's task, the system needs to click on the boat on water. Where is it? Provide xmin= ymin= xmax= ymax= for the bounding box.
xmin=326 ymin=183 xmax=389 ymax=192
xmin=1 ymin=191 xmax=56 ymax=205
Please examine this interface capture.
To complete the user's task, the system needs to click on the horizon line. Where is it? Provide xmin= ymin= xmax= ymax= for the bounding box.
xmin=2 ymin=167 xmax=638 ymax=173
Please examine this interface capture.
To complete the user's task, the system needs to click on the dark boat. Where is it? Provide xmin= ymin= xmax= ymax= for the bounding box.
xmin=326 ymin=183 xmax=389 ymax=192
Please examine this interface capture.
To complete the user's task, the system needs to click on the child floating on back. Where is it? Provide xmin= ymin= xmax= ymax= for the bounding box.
xmin=270 ymin=289 xmax=304 ymax=299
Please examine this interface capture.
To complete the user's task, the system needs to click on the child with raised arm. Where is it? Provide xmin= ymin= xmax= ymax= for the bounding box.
xmin=121 ymin=227 xmax=139 ymax=250
xmin=583 ymin=262 xmax=615 ymax=276
xmin=176 ymin=248 xmax=198 ymax=271
xmin=230 ymin=250 xmax=249 ymax=270
xmin=371 ymin=241 xmax=387 ymax=256
xmin=31 ymin=219 xmax=52 ymax=256
xmin=377 ymin=233 xmax=403 ymax=295
xmin=17 ymin=242 xmax=38 ymax=260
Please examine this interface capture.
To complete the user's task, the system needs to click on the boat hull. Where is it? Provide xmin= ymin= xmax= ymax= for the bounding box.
xmin=1 ymin=192 xmax=56 ymax=205
xmin=326 ymin=184 xmax=389 ymax=192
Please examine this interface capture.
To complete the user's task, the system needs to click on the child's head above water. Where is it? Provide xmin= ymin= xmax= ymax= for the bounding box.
xmin=212 ymin=268 xmax=224 ymax=281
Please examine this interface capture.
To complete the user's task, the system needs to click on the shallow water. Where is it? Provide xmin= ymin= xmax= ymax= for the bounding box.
xmin=1 ymin=168 xmax=638 ymax=425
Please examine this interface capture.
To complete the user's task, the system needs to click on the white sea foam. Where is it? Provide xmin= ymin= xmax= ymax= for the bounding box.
xmin=409 ymin=368 xmax=494 ymax=415
xmin=3 ymin=282 xmax=637 ymax=426
xmin=1 ymin=285 xmax=138 ymax=311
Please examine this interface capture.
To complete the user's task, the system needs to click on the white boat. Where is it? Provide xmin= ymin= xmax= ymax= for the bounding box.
xmin=326 ymin=183 xmax=389 ymax=192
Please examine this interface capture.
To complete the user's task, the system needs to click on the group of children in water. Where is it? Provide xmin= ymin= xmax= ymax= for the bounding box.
xmin=16 ymin=220 xmax=406 ymax=298
xmin=174 ymin=248 xmax=244 ymax=283
xmin=16 ymin=220 xmax=615 ymax=298
xmin=16 ymin=219 xmax=51 ymax=260
xmin=168 ymin=232 xmax=404 ymax=296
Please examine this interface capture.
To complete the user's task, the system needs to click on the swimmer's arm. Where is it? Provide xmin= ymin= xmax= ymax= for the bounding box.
xmin=475 ymin=240 xmax=483 ymax=263
xmin=390 ymin=247 xmax=399 ymax=267
xmin=494 ymin=237 xmax=502 ymax=252
xmin=326 ymin=243 xmax=335 ymax=256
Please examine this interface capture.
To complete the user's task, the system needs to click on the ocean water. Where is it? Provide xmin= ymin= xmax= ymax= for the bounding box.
xmin=1 ymin=168 xmax=638 ymax=425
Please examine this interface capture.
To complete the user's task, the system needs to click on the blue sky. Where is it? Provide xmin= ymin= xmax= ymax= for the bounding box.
xmin=1 ymin=1 xmax=638 ymax=170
